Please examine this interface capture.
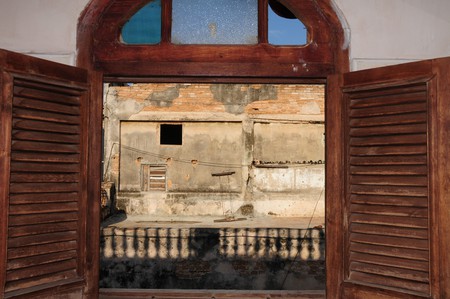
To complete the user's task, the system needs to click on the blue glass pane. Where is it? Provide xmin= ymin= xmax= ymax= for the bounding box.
xmin=172 ymin=0 xmax=258 ymax=45
xmin=268 ymin=5 xmax=307 ymax=45
xmin=121 ymin=0 xmax=161 ymax=45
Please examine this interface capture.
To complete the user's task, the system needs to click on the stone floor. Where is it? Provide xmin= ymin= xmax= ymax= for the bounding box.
xmin=101 ymin=213 xmax=325 ymax=230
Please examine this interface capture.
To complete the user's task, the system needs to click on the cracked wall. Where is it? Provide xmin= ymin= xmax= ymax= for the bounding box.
xmin=103 ymin=83 xmax=325 ymax=217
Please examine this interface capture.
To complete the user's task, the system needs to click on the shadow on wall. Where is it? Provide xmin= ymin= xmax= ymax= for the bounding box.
xmin=99 ymin=226 xmax=325 ymax=290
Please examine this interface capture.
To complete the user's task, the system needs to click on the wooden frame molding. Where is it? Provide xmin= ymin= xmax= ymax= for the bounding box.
xmin=77 ymin=0 xmax=349 ymax=80
xmin=76 ymin=0 xmax=349 ymax=298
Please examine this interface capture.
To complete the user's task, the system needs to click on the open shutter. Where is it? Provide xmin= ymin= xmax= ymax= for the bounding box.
xmin=326 ymin=58 xmax=450 ymax=298
xmin=0 ymin=49 xmax=99 ymax=298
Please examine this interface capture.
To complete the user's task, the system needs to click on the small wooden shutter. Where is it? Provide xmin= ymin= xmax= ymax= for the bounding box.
xmin=141 ymin=164 xmax=166 ymax=191
xmin=345 ymin=83 xmax=430 ymax=296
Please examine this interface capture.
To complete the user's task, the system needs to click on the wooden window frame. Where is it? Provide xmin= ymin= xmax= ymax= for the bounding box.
xmin=77 ymin=0 xmax=349 ymax=297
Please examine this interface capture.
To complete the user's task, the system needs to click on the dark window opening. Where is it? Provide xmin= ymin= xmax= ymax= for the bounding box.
xmin=160 ymin=124 xmax=182 ymax=145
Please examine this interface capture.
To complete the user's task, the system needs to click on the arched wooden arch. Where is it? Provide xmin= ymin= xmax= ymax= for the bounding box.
xmin=76 ymin=1 xmax=349 ymax=297
xmin=77 ymin=0 xmax=349 ymax=80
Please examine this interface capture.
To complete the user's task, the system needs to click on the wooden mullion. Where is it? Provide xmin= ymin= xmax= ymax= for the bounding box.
xmin=161 ymin=0 xmax=172 ymax=44
xmin=258 ymin=0 xmax=268 ymax=44
xmin=83 ymin=70 xmax=103 ymax=297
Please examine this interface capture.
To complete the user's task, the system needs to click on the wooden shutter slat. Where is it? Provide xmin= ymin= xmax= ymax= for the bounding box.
xmin=7 ymin=263 xmax=77 ymax=289
xmin=350 ymin=262 xmax=429 ymax=283
xmin=350 ymin=165 xmax=427 ymax=176
xmin=350 ymin=214 xmax=428 ymax=228
xmin=350 ymin=204 xmax=428 ymax=218
xmin=349 ymin=92 xmax=426 ymax=109
xmin=13 ymin=85 xmax=82 ymax=104
xmin=10 ymin=162 xmax=79 ymax=173
xmin=11 ymin=141 xmax=80 ymax=153
xmin=9 ymin=202 xmax=78 ymax=215
xmin=12 ymin=130 xmax=80 ymax=144
xmin=350 ymin=155 xmax=427 ymax=166
xmin=350 ymin=195 xmax=428 ymax=207
xmin=10 ymin=173 xmax=79 ymax=183
xmin=350 ymin=102 xmax=427 ymax=118
xmin=8 ymin=221 xmax=78 ymax=238
xmin=350 ymin=243 xmax=429 ymax=261
xmin=11 ymin=152 xmax=80 ymax=163
xmin=13 ymin=107 xmax=80 ymax=124
xmin=9 ymin=183 xmax=79 ymax=193
xmin=350 ymin=185 xmax=427 ymax=197
xmin=349 ymin=112 xmax=427 ymax=128
xmin=9 ymin=212 xmax=78 ymax=226
xmin=350 ymin=223 xmax=428 ymax=240
xmin=7 ymin=240 xmax=78 ymax=260
xmin=9 ymin=192 xmax=78 ymax=204
xmin=349 ymin=272 xmax=430 ymax=294
xmin=350 ymin=175 xmax=427 ymax=186
xmin=6 ymin=250 xmax=77 ymax=271
xmin=5 ymin=270 xmax=78 ymax=293
xmin=350 ymin=233 xmax=429 ymax=250
xmin=350 ymin=123 xmax=427 ymax=137
xmin=350 ymin=252 xmax=429 ymax=272
xmin=347 ymin=84 xmax=427 ymax=100
xmin=13 ymin=97 xmax=80 ymax=116
xmin=13 ymin=119 xmax=80 ymax=134
xmin=350 ymin=134 xmax=426 ymax=147
xmin=8 ymin=231 xmax=77 ymax=248
xmin=350 ymin=145 xmax=427 ymax=156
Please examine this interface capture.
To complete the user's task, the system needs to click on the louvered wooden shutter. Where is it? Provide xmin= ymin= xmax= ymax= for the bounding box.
xmin=0 ymin=49 xmax=94 ymax=298
xmin=141 ymin=164 xmax=166 ymax=191
xmin=5 ymin=78 xmax=87 ymax=295
xmin=345 ymin=83 xmax=430 ymax=296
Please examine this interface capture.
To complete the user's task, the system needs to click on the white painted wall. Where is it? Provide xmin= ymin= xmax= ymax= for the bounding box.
xmin=0 ymin=0 xmax=449 ymax=70
xmin=0 ymin=0 xmax=89 ymax=65
xmin=334 ymin=0 xmax=450 ymax=70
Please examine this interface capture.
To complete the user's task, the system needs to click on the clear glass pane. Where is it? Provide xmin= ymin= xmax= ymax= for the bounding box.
xmin=268 ymin=2 xmax=307 ymax=45
xmin=121 ymin=0 xmax=161 ymax=45
xmin=172 ymin=0 xmax=258 ymax=45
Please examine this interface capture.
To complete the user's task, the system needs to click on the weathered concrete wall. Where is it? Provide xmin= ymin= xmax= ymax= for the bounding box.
xmin=120 ymin=121 xmax=243 ymax=193
xmin=100 ymin=225 xmax=325 ymax=290
xmin=104 ymin=83 xmax=325 ymax=217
